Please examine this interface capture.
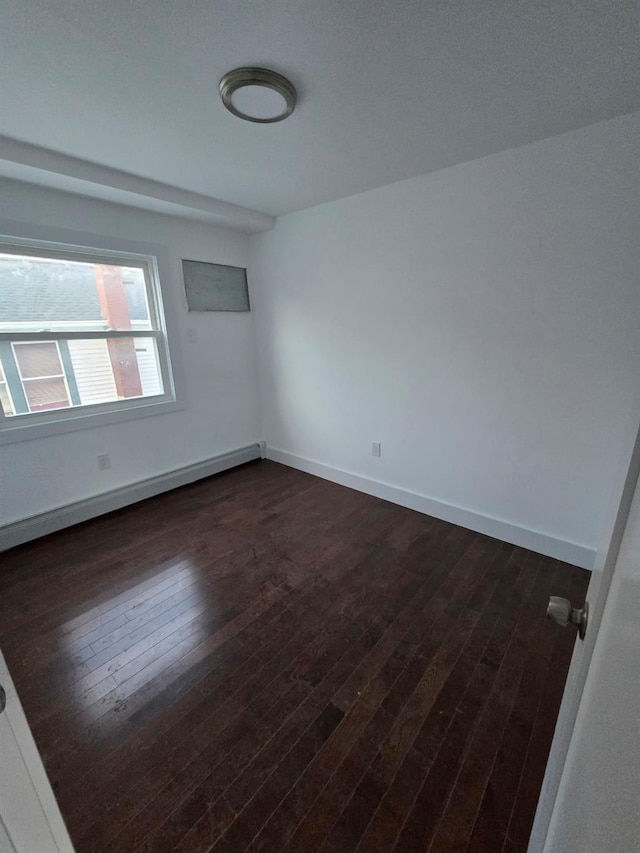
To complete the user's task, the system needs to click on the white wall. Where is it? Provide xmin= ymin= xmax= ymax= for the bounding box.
xmin=0 ymin=179 xmax=261 ymax=525
xmin=250 ymin=112 xmax=640 ymax=566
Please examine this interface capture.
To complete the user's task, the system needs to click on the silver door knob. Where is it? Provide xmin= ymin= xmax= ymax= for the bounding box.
xmin=547 ymin=596 xmax=588 ymax=640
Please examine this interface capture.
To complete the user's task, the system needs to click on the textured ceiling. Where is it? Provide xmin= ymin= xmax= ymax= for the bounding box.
xmin=0 ymin=0 xmax=638 ymax=216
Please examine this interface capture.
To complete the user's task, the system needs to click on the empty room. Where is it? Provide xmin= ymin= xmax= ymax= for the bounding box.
xmin=1 ymin=2 xmax=639 ymax=852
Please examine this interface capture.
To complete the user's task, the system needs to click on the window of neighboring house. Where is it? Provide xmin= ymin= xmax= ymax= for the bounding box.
xmin=13 ymin=341 xmax=72 ymax=411
xmin=0 ymin=237 xmax=174 ymax=436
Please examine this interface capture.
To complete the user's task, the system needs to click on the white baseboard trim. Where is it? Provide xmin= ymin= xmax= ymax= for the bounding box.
xmin=1 ymin=443 xmax=261 ymax=552
xmin=267 ymin=447 xmax=595 ymax=570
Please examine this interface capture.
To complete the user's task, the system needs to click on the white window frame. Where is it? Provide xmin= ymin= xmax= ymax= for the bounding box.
xmin=0 ymin=231 xmax=185 ymax=445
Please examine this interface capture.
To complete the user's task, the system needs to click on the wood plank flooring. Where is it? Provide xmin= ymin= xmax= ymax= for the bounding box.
xmin=0 ymin=460 xmax=589 ymax=852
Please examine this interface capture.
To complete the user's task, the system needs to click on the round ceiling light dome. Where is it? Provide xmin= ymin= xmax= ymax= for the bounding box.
xmin=219 ymin=67 xmax=297 ymax=123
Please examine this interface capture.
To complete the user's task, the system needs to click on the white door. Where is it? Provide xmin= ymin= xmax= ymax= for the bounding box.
xmin=542 ymin=457 xmax=640 ymax=850
xmin=0 ymin=651 xmax=74 ymax=853
xmin=530 ymin=418 xmax=640 ymax=850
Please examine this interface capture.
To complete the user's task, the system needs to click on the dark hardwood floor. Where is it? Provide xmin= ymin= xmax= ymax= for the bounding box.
xmin=0 ymin=460 xmax=588 ymax=852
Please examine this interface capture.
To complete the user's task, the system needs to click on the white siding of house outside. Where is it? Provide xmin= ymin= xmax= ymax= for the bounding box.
xmin=134 ymin=338 xmax=162 ymax=397
xmin=68 ymin=339 xmax=118 ymax=405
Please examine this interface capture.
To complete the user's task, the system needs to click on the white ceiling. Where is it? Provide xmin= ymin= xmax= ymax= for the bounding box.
xmin=0 ymin=0 xmax=638 ymax=220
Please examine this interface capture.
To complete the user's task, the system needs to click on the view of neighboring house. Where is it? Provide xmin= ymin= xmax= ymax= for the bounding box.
xmin=0 ymin=254 xmax=163 ymax=417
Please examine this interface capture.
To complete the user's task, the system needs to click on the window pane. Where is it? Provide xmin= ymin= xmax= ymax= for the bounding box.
xmin=134 ymin=337 xmax=163 ymax=397
xmin=0 ymin=254 xmax=151 ymax=331
xmin=66 ymin=337 xmax=163 ymax=404
xmin=104 ymin=336 xmax=164 ymax=400
xmin=66 ymin=338 xmax=118 ymax=406
xmin=2 ymin=336 xmax=164 ymax=418
xmin=14 ymin=342 xmax=63 ymax=378
xmin=23 ymin=377 xmax=70 ymax=411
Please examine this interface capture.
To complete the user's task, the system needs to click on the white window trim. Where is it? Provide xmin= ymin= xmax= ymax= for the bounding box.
xmin=0 ymin=225 xmax=186 ymax=445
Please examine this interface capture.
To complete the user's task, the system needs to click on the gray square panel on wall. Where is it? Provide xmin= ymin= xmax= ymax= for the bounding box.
xmin=182 ymin=260 xmax=250 ymax=312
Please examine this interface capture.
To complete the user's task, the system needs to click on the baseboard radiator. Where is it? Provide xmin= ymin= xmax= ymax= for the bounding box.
xmin=0 ymin=443 xmax=262 ymax=552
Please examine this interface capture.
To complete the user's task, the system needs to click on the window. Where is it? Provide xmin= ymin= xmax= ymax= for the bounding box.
xmin=0 ymin=238 xmax=174 ymax=435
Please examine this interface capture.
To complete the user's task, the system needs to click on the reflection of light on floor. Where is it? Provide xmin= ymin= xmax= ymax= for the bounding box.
xmin=60 ymin=560 xmax=210 ymax=723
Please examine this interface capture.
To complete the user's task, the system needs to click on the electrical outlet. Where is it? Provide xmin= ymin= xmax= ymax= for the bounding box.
xmin=372 ymin=442 xmax=381 ymax=457
xmin=187 ymin=328 xmax=197 ymax=343
xmin=97 ymin=453 xmax=110 ymax=471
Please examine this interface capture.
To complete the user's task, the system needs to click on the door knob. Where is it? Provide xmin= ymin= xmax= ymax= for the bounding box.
xmin=547 ymin=597 xmax=588 ymax=640
xmin=0 ymin=684 xmax=5 ymax=713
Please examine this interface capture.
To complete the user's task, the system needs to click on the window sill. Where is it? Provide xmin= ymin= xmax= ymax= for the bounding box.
xmin=0 ymin=395 xmax=186 ymax=445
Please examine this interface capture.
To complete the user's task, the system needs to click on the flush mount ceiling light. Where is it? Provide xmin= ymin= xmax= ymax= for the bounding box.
xmin=219 ymin=67 xmax=297 ymax=123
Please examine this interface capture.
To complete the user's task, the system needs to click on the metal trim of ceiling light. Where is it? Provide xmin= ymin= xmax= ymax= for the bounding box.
xmin=219 ymin=67 xmax=297 ymax=123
